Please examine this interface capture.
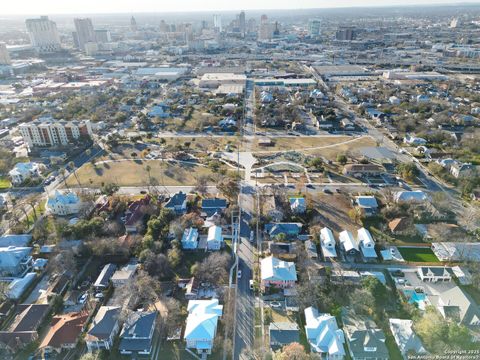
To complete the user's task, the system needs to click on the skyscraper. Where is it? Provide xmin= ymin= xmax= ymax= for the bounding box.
xmin=336 ymin=27 xmax=356 ymax=41
xmin=74 ymin=18 xmax=96 ymax=51
xmin=308 ymin=19 xmax=321 ymax=37
xmin=0 ymin=43 xmax=11 ymax=65
xmin=213 ymin=14 xmax=222 ymax=32
xmin=130 ymin=16 xmax=138 ymax=32
xmin=25 ymin=16 xmax=61 ymax=53
xmin=239 ymin=11 xmax=246 ymax=35
xmin=259 ymin=15 xmax=273 ymax=41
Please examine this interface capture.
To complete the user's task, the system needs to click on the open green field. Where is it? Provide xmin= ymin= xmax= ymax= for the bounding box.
xmin=66 ymin=160 xmax=238 ymax=187
xmin=398 ymin=247 xmax=440 ymax=262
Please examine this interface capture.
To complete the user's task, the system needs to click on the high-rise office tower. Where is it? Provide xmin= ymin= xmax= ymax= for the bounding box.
xmin=308 ymin=19 xmax=321 ymax=37
xmin=239 ymin=11 xmax=246 ymax=35
xmin=0 ymin=43 xmax=11 ymax=65
xmin=336 ymin=27 xmax=356 ymax=41
xmin=130 ymin=16 xmax=138 ymax=31
xmin=213 ymin=14 xmax=222 ymax=32
xmin=95 ymin=29 xmax=111 ymax=43
xmin=259 ymin=15 xmax=273 ymax=41
xmin=74 ymin=18 xmax=96 ymax=51
xmin=25 ymin=16 xmax=61 ymax=53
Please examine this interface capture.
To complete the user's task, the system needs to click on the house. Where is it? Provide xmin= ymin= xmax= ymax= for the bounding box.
xmin=7 ymin=273 xmax=36 ymax=300
xmin=452 ymin=266 xmax=473 ymax=285
xmin=39 ymin=311 xmax=89 ymax=353
xmin=389 ymin=319 xmax=426 ymax=359
xmin=119 ymin=311 xmax=157 ymax=356
xmin=339 ymin=230 xmax=359 ymax=255
xmin=437 ymin=286 xmax=480 ymax=328
xmin=264 ymin=223 xmax=302 ymax=240
xmin=111 ymin=264 xmax=137 ymax=287
xmin=260 ymin=256 xmax=297 ymax=289
xmin=124 ymin=196 xmax=150 ymax=233
xmin=305 ymin=240 xmax=318 ymax=259
xmin=289 ymin=197 xmax=306 ymax=214
xmin=93 ymin=264 xmax=116 ymax=290
xmin=431 ymin=242 xmax=480 ymax=262
xmin=304 ymin=307 xmax=345 ymax=359
xmin=184 ymin=277 xmax=200 ymax=300
xmin=148 ymin=104 xmax=171 ymax=118
xmin=0 ymin=234 xmax=32 ymax=248
xmin=320 ymin=227 xmax=337 ymax=259
xmin=207 ymin=225 xmax=223 ymax=251
xmin=182 ymin=227 xmax=199 ymax=250
xmin=0 ymin=246 xmax=33 ymax=277
xmin=86 ymin=306 xmax=121 ymax=352
xmin=165 ymin=192 xmax=187 ymax=215
xmin=404 ymin=135 xmax=427 ymax=146
xmin=46 ymin=191 xmax=82 ymax=216
xmin=269 ymin=322 xmax=300 ymax=351
xmin=201 ymin=198 xmax=227 ymax=217
xmin=342 ymin=308 xmax=389 ymax=360
xmin=417 ymin=267 xmax=452 ymax=282
xmin=342 ymin=164 xmax=384 ymax=177
xmin=8 ymin=162 xmax=40 ymax=185
xmin=0 ymin=304 xmax=50 ymax=351
xmin=394 ymin=190 xmax=428 ymax=203
xmin=184 ymin=299 xmax=223 ymax=355
xmin=357 ymin=228 xmax=377 ymax=259
xmin=450 ymin=162 xmax=475 ymax=178
xmin=355 ymin=196 xmax=378 ymax=216
xmin=388 ymin=217 xmax=413 ymax=235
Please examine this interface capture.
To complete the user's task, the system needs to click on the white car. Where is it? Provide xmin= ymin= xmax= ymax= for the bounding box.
xmin=237 ymin=270 xmax=242 ymax=279
xmin=250 ymin=231 xmax=255 ymax=243
xmin=249 ymin=279 xmax=254 ymax=290
xmin=270 ymin=301 xmax=282 ymax=309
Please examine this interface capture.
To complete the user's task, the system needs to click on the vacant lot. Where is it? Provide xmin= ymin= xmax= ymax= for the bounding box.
xmin=66 ymin=160 xmax=230 ymax=187
xmin=398 ymin=247 xmax=440 ymax=262
xmin=310 ymin=193 xmax=359 ymax=234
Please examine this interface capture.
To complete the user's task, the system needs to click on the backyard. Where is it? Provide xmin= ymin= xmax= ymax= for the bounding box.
xmin=397 ymin=247 xmax=440 ymax=262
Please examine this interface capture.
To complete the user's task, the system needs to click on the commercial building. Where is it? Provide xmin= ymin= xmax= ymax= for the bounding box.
xmin=308 ymin=19 xmax=321 ymax=37
xmin=25 ymin=16 xmax=61 ymax=53
xmin=0 ymin=43 xmax=11 ymax=65
xmin=19 ymin=119 xmax=92 ymax=148
xmin=199 ymin=73 xmax=247 ymax=88
xmin=74 ymin=18 xmax=96 ymax=51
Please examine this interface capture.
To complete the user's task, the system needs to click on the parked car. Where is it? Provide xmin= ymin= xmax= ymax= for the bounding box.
xmin=270 ymin=301 xmax=282 ymax=309
xmin=237 ymin=270 xmax=242 ymax=279
xmin=250 ymin=231 xmax=255 ymax=243
xmin=78 ymin=293 xmax=88 ymax=304
xmin=249 ymin=279 xmax=254 ymax=290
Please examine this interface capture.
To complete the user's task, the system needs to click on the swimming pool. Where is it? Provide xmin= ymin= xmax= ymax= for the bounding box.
xmin=402 ymin=289 xmax=427 ymax=309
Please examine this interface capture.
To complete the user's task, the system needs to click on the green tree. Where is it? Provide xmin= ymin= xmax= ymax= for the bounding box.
xmin=336 ymin=154 xmax=348 ymax=165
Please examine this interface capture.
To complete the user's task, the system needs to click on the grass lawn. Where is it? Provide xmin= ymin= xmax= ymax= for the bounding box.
xmin=397 ymin=247 xmax=440 ymax=262
xmin=66 ymin=159 xmax=237 ymax=187
xmin=0 ymin=177 xmax=11 ymax=189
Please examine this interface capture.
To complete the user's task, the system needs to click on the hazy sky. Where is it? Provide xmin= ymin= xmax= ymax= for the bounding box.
xmin=2 ymin=0 xmax=478 ymax=15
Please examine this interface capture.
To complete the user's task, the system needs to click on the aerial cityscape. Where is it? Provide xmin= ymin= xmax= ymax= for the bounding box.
xmin=0 ymin=1 xmax=480 ymax=359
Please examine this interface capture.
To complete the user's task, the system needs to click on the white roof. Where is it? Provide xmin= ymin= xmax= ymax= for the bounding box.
xmin=184 ymin=299 xmax=223 ymax=342
xmin=389 ymin=319 xmax=426 ymax=355
xmin=357 ymin=228 xmax=377 ymax=258
xmin=394 ymin=190 xmax=428 ymax=203
xmin=320 ymin=227 xmax=337 ymax=258
xmin=339 ymin=231 xmax=359 ymax=252
xmin=304 ymin=307 xmax=345 ymax=356
xmin=207 ymin=225 xmax=222 ymax=242
xmin=261 ymin=256 xmax=297 ymax=282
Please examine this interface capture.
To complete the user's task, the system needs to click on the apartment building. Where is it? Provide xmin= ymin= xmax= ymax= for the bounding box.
xmin=19 ymin=119 xmax=92 ymax=148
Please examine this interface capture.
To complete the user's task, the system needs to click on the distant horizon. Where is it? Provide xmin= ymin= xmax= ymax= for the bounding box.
xmin=2 ymin=0 xmax=480 ymax=16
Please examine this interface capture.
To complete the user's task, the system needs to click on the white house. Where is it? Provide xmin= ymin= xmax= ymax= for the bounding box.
xmin=320 ymin=227 xmax=337 ymax=259
xmin=207 ymin=225 xmax=223 ymax=251
xmin=357 ymin=228 xmax=377 ymax=259
xmin=184 ymin=299 xmax=223 ymax=355
xmin=339 ymin=230 xmax=359 ymax=255
xmin=304 ymin=307 xmax=345 ymax=359
xmin=394 ymin=190 xmax=428 ymax=203
xmin=389 ymin=319 xmax=426 ymax=359
xmin=260 ymin=256 xmax=297 ymax=289
xmin=46 ymin=191 xmax=82 ymax=216
xmin=417 ymin=267 xmax=452 ymax=282
xmin=182 ymin=227 xmax=199 ymax=250
xmin=8 ymin=162 xmax=41 ymax=185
